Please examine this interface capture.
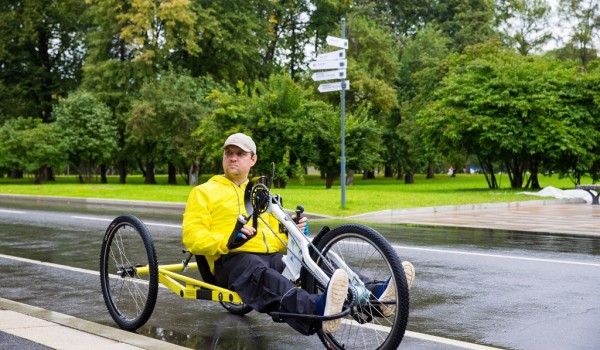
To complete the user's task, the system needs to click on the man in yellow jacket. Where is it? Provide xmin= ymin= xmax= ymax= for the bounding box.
xmin=182 ymin=132 xmax=349 ymax=335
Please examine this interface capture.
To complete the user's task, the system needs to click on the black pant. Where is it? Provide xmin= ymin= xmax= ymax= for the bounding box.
xmin=214 ymin=252 xmax=319 ymax=335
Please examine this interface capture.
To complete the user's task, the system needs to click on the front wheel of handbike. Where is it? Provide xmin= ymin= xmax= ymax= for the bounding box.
xmin=303 ymin=224 xmax=409 ymax=350
xmin=100 ymin=215 xmax=159 ymax=330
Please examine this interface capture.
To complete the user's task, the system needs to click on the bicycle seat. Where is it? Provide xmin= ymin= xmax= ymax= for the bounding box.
xmin=195 ymin=255 xmax=218 ymax=285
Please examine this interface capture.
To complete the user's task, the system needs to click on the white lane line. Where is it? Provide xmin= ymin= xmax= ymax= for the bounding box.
xmin=71 ymin=216 xmax=182 ymax=229
xmin=71 ymin=215 xmax=112 ymax=222
xmin=405 ymin=330 xmax=502 ymax=349
xmin=393 ymin=244 xmax=600 ymax=267
xmin=0 ymin=209 xmax=26 ymax=214
xmin=0 ymin=253 xmax=98 ymax=276
xmin=342 ymin=318 xmax=501 ymax=349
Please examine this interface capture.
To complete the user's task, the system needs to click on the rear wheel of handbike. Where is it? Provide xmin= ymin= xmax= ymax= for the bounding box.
xmin=99 ymin=215 xmax=159 ymax=330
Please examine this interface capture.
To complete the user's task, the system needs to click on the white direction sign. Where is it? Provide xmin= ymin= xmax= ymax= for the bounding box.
xmin=316 ymin=49 xmax=346 ymax=61
xmin=312 ymin=69 xmax=346 ymax=82
xmin=318 ymin=80 xmax=350 ymax=93
xmin=326 ymin=35 xmax=349 ymax=49
xmin=309 ymin=59 xmax=347 ymax=70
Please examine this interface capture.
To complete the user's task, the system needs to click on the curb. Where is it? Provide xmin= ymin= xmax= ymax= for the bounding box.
xmin=0 ymin=193 xmax=185 ymax=211
xmin=0 ymin=298 xmax=189 ymax=350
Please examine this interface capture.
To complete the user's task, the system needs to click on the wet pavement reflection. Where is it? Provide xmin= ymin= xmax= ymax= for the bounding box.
xmin=1 ymin=199 xmax=599 ymax=349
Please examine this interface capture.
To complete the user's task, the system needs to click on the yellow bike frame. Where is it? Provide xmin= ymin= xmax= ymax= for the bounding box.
xmin=136 ymin=262 xmax=243 ymax=303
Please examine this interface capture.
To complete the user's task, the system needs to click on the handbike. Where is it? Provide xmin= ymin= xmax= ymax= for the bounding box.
xmin=99 ymin=176 xmax=410 ymax=349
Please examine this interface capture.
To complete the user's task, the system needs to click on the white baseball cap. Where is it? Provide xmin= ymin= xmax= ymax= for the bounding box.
xmin=223 ymin=133 xmax=256 ymax=154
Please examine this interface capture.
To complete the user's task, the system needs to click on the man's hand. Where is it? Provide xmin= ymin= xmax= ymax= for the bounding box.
xmin=296 ymin=216 xmax=309 ymax=235
xmin=237 ymin=225 xmax=257 ymax=240
xmin=227 ymin=215 xmax=256 ymax=249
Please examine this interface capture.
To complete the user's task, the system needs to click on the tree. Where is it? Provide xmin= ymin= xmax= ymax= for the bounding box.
xmin=396 ymin=25 xmax=452 ymax=182
xmin=127 ymin=71 xmax=220 ymax=185
xmin=84 ymin=0 xmax=201 ymax=183
xmin=54 ymin=91 xmax=118 ymax=183
xmin=197 ymin=74 xmax=325 ymax=188
xmin=550 ymin=62 xmax=600 ymax=184
xmin=496 ymin=0 xmax=553 ymax=55
xmin=558 ymin=0 xmax=600 ymax=67
xmin=418 ymin=43 xmax=596 ymax=189
xmin=0 ymin=117 xmax=65 ymax=184
xmin=0 ymin=0 xmax=88 ymax=122
xmin=430 ymin=0 xmax=497 ymax=52
xmin=178 ymin=0 xmax=272 ymax=84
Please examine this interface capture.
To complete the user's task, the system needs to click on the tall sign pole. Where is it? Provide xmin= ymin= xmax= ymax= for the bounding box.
xmin=309 ymin=18 xmax=349 ymax=208
xmin=340 ymin=18 xmax=346 ymax=208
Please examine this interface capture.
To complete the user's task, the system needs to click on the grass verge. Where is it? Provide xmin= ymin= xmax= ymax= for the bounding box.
xmin=0 ymin=173 xmax=584 ymax=217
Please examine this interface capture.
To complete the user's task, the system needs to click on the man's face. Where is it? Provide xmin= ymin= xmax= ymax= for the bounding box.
xmin=222 ymin=145 xmax=257 ymax=182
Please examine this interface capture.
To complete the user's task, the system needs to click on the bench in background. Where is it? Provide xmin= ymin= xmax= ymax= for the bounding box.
xmin=576 ymin=185 xmax=600 ymax=205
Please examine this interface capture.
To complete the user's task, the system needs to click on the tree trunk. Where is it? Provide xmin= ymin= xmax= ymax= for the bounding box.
xmin=505 ymin=158 xmax=525 ymax=188
xmin=325 ymin=174 xmax=335 ymax=189
xmin=118 ymin=160 xmax=127 ymax=184
xmin=426 ymin=162 xmax=435 ymax=179
xmin=404 ymin=172 xmax=414 ymax=184
xmin=145 ymin=161 xmax=157 ymax=184
xmin=362 ymin=170 xmax=375 ymax=180
xmin=100 ymin=164 xmax=108 ymax=184
xmin=396 ymin=164 xmax=403 ymax=180
xmin=384 ymin=165 xmax=393 ymax=178
xmin=137 ymin=158 xmax=147 ymax=178
xmin=9 ymin=170 xmax=23 ymax=179
xmin=167 ymin=162 xmax=177 ymax=185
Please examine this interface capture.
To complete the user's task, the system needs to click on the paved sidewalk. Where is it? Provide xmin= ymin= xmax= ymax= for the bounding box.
xmin=349 ymin=198 xmax=600 ymax=236
xmin=0 ymin=298 xmax=189 ymax=350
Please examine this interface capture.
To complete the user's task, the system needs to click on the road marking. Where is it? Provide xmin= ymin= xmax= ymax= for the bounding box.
xmin=404 ymin=330 xmax=502 ymax=349
xmin=0 ymin=209 xmax=26 ymax=214
xmin=71 ymin=216 xmax=182 ymax=229
xmin=393 ymin=244 xmax=600 ymax=267
xmin=341 ymin=319 xmax=501 ymax=349
xmin=0 ymin=253 xmax=167 ymax=290
xmin=0 ymin=253 xmax=98 ymax=276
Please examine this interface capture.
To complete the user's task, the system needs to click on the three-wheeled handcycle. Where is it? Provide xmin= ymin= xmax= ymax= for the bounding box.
xmin=100 ymin=176 xmax=410 ymax=349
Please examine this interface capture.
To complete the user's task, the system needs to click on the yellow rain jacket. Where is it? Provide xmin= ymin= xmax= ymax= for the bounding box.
xmin=182 ymin=175 xmax=287 ymax=272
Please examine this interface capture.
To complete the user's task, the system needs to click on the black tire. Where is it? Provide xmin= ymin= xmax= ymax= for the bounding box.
xmin=100 ymin=215 xmax=158 ymax=330
xmin=219 ymin=302 xmax=254 ymax=315
xmin=302 ymin=224 xmax=409 ymax=350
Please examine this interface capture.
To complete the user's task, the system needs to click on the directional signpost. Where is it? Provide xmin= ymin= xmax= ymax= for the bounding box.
xmin=309 ymin=19 xmax=349 ymax=208
xmin=316 ymin=49 xmax=346 ymax=61
xmin=312 ymin=69 xmax=346 ymax=82
xmin=317 ymin=80 xmax=350 ymax=93
xmin=326 ymin=35 xmax=348 ymax=49
xmin=308 ymin=59 xmax=347 ymax=70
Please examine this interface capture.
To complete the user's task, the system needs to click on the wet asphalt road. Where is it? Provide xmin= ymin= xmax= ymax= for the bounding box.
xmin=0 ymin=199 xmax=599 ymax=350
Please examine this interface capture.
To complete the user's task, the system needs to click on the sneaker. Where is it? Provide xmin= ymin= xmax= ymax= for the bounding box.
xmin=315 ymin=269 xmax=349 ymax=333
xmin=376 ymin=261 xmax=415 ymax=317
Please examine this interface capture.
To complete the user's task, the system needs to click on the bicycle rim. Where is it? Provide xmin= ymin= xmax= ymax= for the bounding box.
xmin=310 ymin=224 xmax=409 ymax=350
xmin=100 ymin=215 xmax=158 ymax=330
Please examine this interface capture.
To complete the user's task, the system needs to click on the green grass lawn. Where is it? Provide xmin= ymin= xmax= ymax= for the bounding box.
xmin=0 ymin=173 xmax=584 ymax=216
